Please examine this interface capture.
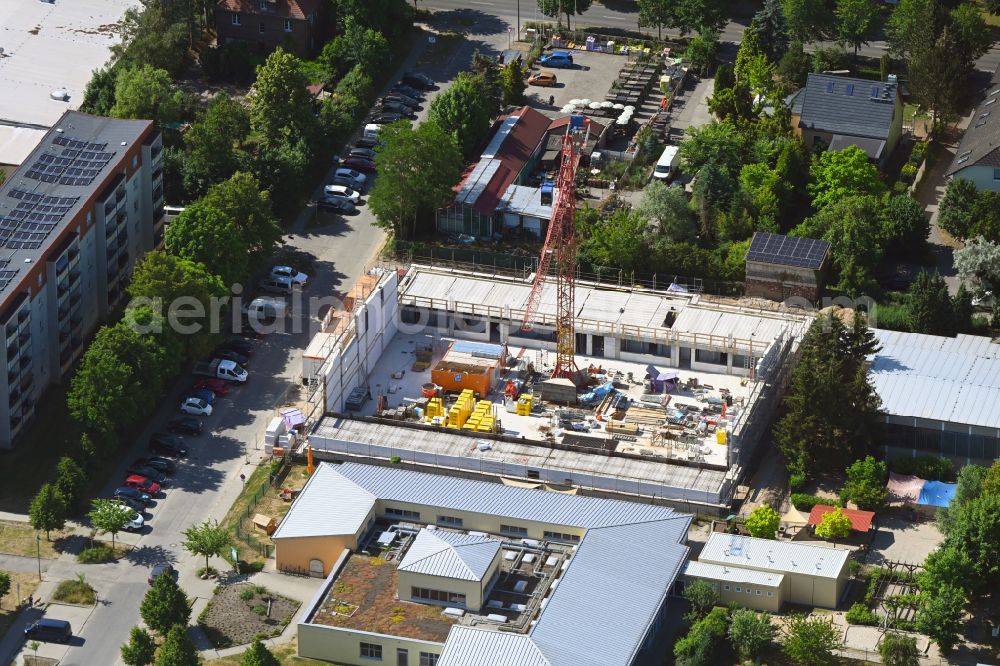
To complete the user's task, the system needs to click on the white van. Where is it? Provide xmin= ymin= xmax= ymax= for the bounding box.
xmin=243 ymin=297 xmax=287 ymax=319
xmin=652 ymin=145 xmax=680 ymax=181
xmin=363 ymin=124 xmax=380 ymax=140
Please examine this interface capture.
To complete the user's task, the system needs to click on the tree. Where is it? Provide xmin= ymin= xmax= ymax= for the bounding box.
xmin=89 ymin=499 xmax=133 ymax=551
xmin=321 ymin=17 xmax=391 ymax=78
xmin=0 ymin=572 xmax=11 ymax=609
xmin=29 ymin=484 xmax=68 ymax=540
xmin=201 ymin=172 xmax=282 ymax=274
xmin=682 ymin=579 xmax=719 ymax=622
xmin=944 ymin=493 xmax=1000 ymax=594
xmin=250 ymin=48 xmax=317 ymax=146
xmin=81 ymin=65 xmax=119 ymax=115
xmin=836 ymin=0 xmax=880 ymax=59
xmin=782 ymin=614 xmax=843 ymax=666
xmin=638 ymin=0 xmax=672 ymax=40
xmin=674 ymin=606 xmax=729 ymax=666
xmin=140 ymin=572 xmax=191 ymax=635
xmin=908 ymin=271 xmax=956 ymax=336
xmin=916 ymin=586 xmax=965 ymax=653
xmin=809 ymin=146 xmax=885 ymax=210
xmin=470 ymin=52 xmax=503 ymax=114
xmin=182 ymin=95 xmax=249 ymax=199
xmin=668 ymin=0 xmax=728 ymax=35
xmin=794 ymin=195 xmax=883 ymax=295
xmin=919 ymin=545 xmax=974 ymax=596
xmin=886 ymin=0 xmax=939 ymax=60
xmin=112 ymin=4 xmax=189 ymax=76
xmin=778 ymin=40 xmax=810 ymax=87
xmin=247 ymin=138 xmax=310 ymax=217
xmin=500 ymin=61 xmax=527 ymax=106
xmin=369 ymin=120 xmax=463 ymax=240
xmin=165 ymin=201 xmax=247 ymax=286
xmin=579 ymin=209 xmax=648 ymax=273
xmin=745 ymin=504 xmax=780 ymax=539
xmin=983 ymin=460 xmax=1000 ymax=496
xmin=155 ymin=625 xmax=199 ymax=666
xmin=121 ymin=626 xmax=157 ymax=666
xmin=734 ymin=24 xmax=763 ymax=84
xmin=781 ymin=0 xmax=832 ymax=42
xmin=938 ymin=178 xmax=978 ymax=239
xmin=182 ymin=520 xmax=231 ymax=573
xmin=54 ymin=456 xmax=87 ymax=511
xmin=840 ymin=456 xmax=888 ymax=511
xmin=537 ymin=0 xmax=593 ymax=29
xmin=815 ymin=507 xmax=852 ymax=540
xmin=754 ymin=0 xmax=790 ymax=61
xmin=428 ymin=72 xmax=492 ymax=159
xmin=955 ymin=237 xmax=1000 ymax=292
xmin=728 ymin=609 xmax=774 ymax=661
xmin=678 ymin=121 xmax=745 ymax=177
xmin=880 ymin=195 xmax=928 ymax=254
xmin=240 ymin=638 xmax=280 ymax=666
xmin=691 ymin=162 xmax=735 ymax=239
xmin=685 ymin=29 xmax=718 ymax=77
xmin=638 ymin=182 xmax=697 ymax=244
xmin=110 ymin=65 xmax=185 ymax=127
xmin=879 ymin=632 xmax=920 ymax=666
xmin=907 ymin=26 xmax=968 ymax=128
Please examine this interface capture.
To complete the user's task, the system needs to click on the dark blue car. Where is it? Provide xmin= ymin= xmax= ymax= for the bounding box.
xmin=114 ymin=486 xmax=151 ymax=505
xmin=188 ymin=388 xmax=216 ymax=404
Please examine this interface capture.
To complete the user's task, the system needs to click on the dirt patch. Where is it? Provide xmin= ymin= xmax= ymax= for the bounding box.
xmin=0 ymin=571 xmax=40 ymax=636
xmin=0 ymin=522 xmax=68 ymax=559
xmin=199 ymin=584 xmax=299 ymax=648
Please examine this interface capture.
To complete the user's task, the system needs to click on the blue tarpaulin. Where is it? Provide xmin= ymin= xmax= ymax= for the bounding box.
xmin=579 ymin=382 xmax=615 ymax=404
xmin=917 ymin=480 xmax=956 ymax=508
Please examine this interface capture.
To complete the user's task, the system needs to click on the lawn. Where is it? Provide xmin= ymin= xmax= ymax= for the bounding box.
xmin=0 ymin=521 xmax=68 ymax=559
xmin=220 ymin=463 xmax=305 ymax=566
xmin=0 ymin=570 xmax=40 ymax=637
xmin=203 ymin=638 xmax=327 ymax=665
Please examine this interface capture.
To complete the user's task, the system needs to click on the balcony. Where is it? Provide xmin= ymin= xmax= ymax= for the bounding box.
xmin=152 ymin=185 xmax=163 ymax=202
xmin=17 ymin=309 xmax=28 ymax=323
xmin=154 ymin=207 xmax=165 ymax=224
xmin=116 ymin=188 xmax=126 ymax=202
xmin=69 ymin=291 xmax=82 ymax=307
xmin=117 ymin=211 xmax=128 ymax=225
xmin=10 ymin=414 xmax=22 ymax=431
xmin=55 ymin=255 xmax=69 ymax=274
xmin=59 ymin=327 xmax=71 ymax=343
xmin=104 ymin=201 xmax=116 ymax=218
xmin=70 ymin=309 xmax=83 ymax=327
xmin=57 ymin=303 xmax=70 ymax=320
xmin=9 ymin=391 xmax=19 ymax=409
xmin=68 ymin=268 xmax=80 ymax=284
xmin=5 ymin=327 xmax=16 ymax=347
xmin=151 ymin=144 xmax=163 ymax=161
xmin=68 ymin=245 xmax=79 ymax=260
xmin=19 ymin=354 xmax=31 ymax=369
xmin=60 ymin=347 xmax=73 ymax=365
xmin=106 ymin=223 xmax=117 ymax=239
xmin=71 ymin=335 xmax=83 ymax=350
xmin=152 ymin=165 xmax=163 ymax=182
xmin=18 ymin=330 xmax=29 ymax=346
xmin=117 ymin=252 xmax=129 ymax=268
xmin=106 ymin=246 xmax=118 ymax=262
xmin=19 ymin=371 xmax=33 ymax=392
xmin=7 ymin=369 xmax=17 ymax=386
xmin=6 ymin=345 xmax=18 ymax=363
xmin=57 ymin=281 xmax=70 ymax=298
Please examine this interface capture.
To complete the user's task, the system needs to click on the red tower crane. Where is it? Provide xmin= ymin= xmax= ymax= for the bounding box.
xmin=521 ymin=115 xmax=590 ymax=384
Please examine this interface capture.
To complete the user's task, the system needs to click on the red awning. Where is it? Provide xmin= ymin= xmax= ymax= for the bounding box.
xmin=807 ymin=505 xmax=875 ymax=533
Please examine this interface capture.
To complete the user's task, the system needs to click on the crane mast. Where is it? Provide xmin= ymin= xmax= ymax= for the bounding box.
xmin=522 ymin=114 xmax=589 ymax=384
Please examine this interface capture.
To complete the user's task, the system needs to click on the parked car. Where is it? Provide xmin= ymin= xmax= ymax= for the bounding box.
xmin=341 ymin=156 xmax=376 ymax=173
xmin=152 ymin=428 xmax=194 ymax=451
xmin=180 ymin=396 xmax=212 ymax=416
xmin=378 ymin=101 xmax=416 ymax=118
xmin=270 ymin=265 xmax=308 ymax=286
xmin=382 ymin=92 xmax=420 ymax=108
xmin=317 ymin=196 xmax=357 ymax=214
xmin=213 ymin=349 xmax=250 ymax=366
xmin=188 ymin=388 xmax=216 ymax=405
xmin=193 ymin=377 xmax=230 ymax=396
xmin=148 ymin=563 xmax=178 ymax=585
xmin=119 ymin=507 xmax=145 ymax=532
xmin=113 ymin=496 xmax=147 ymax=514
xmin=24 ymin=619 xmax=72 ymax=643
xmin=216 ymin=338 xmax=254 ymax=357
xmin=133 ymin=456 xmax=176 ymax=475
xmin=323 ymin=184 xmax=361 ymax=203
xmin=125 ymin=464 xmax=167 ymax=486
xmin=124 ymin=475 xmax=161 ymax=496
xmin=257 ymin=275 xmax=296 ymax=296
xmin=334 ymin=168 xmax=367 ymax=187
xmin=348 ymin=147 xmax=377 ymax=161
xmin=391 ymin=83 xmax=424 ymax=98
xmin=114 ymin=486 xmax=151 ymax=505
xmin=355 ymin=136 xmax=380 ymax=149
xmin=401 ymin=71 xmax=436 ymax=90
xmin=539 ymin=52 xmax=574 ymax=68
xmin=370 ymin=112 xmax=404 ymax=125
xmin=528 ymin=71 xmax=558 ymax=86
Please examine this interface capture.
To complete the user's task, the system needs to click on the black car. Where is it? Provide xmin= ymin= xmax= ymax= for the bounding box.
xmin=370 ymin=112 xmax=404 ymax=125
xmin=139 ymin=456 xmax=177 ymax=474
xmin=148 ymin=563 xmax=178 ymax=585
xmin=125 ymin=464 xmax=168 ymax=485
xmin=24 ymin=619 xmax=72 ymax=643
xmin=213 ymin=349 xmax=249 ymax=366
xmin=113 ymin=496 xmax=147 ymax=514
xmin=114 ymin=486 xmax=152 ymax=505
xmin=392 ymin=82 xmax=424 ymax=99
xmin=378 ymin=101 xmax=417 ymax=118
xmin=218 ymin=338 xmax=254 ymax=357
xmin=163 ymin=418 xmax=201 ymax=439
xmin=355 ymin=136 xmax=380 ymax=149
xmin=401 ymin=71 xmax=435 ymax=90
xmin=383 ymin=92 xmax=420 ymax=108
xmin=349 ymin=147 xmax=377 ymax=161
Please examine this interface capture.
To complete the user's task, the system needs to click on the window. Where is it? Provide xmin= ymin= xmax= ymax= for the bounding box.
xmin=258 ymin=0 xmax=267 ymax=8
xmin=259 ymin=22 xmax=265 ymax=33
xmin=132 ymin=155 xmax=138 ymax=168
xmin=385 ymin=507 xmax=420 ymax=520
xmin=767 ymin=592 xmax=773 ymax=597
xmin=231 ymin=12 xmax=241 ymax=25
xmin=360 ymin=643 xmax=382 ymax=660
xmin=543 ymin=530 xmax=580 ymax=543
xmin=994 ymin=168 xmax=1000 ymax=181
xmin=284 ymin=19 xmax=292 ymax=31
xmin=723 ymin=585 xmax=730 ymax=591
xmin=735 ymin=587 xmax=741 ymax=593
xmin=436 ymin=515 xmax=463 ymax=527
xmin=419 ymin=653 xmax=439 ymax=666
xmin=756 ymin=590 xmax=762 ymax=595
xmin=526 ymin=470 xmax=540 ymax=480
xmin=411 ymin=587 xmax=466 ymax=606
xmin=746 ymin=588 xmax=751 ymax=594
xmin=500 ymin=524 xmax=528 ymax=536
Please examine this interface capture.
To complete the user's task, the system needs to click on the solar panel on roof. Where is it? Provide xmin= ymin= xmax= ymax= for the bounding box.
xmin=746 ymin=232 xmax=831 ymax=270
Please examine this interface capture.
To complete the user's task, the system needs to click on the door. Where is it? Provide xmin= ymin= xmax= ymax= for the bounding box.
xmin=591 ymin=335 xmax=605 ymax=358
xmin=397 ymin=648 xmax=408 ymax=666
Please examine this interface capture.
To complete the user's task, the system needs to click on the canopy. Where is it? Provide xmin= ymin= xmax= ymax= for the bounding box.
xmin=780 ymin=506 xmax=809 ymax=526
xmin=807 ymin=505 xmax=875 ymax=532
xmin=887 ymin=472 xmax=923 ymax=503
xmin=917 ymin=480 xmax=956 ymax=508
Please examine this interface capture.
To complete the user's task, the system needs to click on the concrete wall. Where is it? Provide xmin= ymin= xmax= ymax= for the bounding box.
xmin=694 ymin=562 xmax=845 ymax=609
xmin=299 ymin=623 xmax=445 ymax=666
xmin=397 ymin=569 xmax=487 ymax=611
xmin=274 ymin=534 xmax=360 ymax=577
xmin=951 ymin=164 xmax=1000 ymax=192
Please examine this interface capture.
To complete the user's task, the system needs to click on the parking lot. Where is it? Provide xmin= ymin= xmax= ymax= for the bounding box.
xmin=523 ymin=49 xmax=628 ymax=117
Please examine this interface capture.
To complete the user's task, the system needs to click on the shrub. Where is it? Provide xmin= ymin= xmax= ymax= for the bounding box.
xmin=253 ymin=604 xmax=267 ymax=616
xmin=789 ymin=471 xmax=806 ymax=491
xmin=845 ymin=602 xmax=879 ymax=625
xmin=900 ymin=163 xmax=918 ymax=184
xmin=53 ymin=576 xmax=97 ymax=605
xmin=239 ymin=588 xmax=255 ymax=601
xmin=911 ymin=141 xmax=929 ymax=161
xmin=77 ymin=545 xmax=118 ymax=563
xmin=892 ymin=181 xmax=909 ymax=195
xmin=790 ymin=493 xmax=842 ymax=511
xmin=891 ymin=455 xmax=953 ymax=481
xmin=872 ymin=303 xmax=911 ymax=331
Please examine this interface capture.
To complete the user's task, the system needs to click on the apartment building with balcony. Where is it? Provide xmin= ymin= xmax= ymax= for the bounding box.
xmin=0 ymin=111 xmax=162 ymax=448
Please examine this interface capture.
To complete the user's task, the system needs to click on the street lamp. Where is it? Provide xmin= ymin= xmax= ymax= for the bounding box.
xmin=36 ymin=534 xmax=41 ymax=581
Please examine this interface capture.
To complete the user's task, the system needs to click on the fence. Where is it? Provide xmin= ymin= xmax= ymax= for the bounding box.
xmin=232 ymin=457 xmax=294 ymax=560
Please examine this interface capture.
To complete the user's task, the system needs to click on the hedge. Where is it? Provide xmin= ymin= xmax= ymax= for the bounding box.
xmin=790 ymin=494 xmax=843 ymax=511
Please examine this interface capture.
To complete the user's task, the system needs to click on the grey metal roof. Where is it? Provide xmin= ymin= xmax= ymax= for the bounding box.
xmin=869 ymin=330 xmax=1000 ymax=429
xmin=699 ymin=533 xmax=850 ymax=580
xmin=683 ymin=560 xmax=785 ymax=587
xmin=270 ymin=463 xmax=376 ymax=539
xmin=828 ymin=134 xmax=886 ymax=161
xmin=438 ymin=627 xmax=550 ymax=666
xmin=498 ymin=184 xmax=556 ymax=221
xmin=0 ymin=111 xmax=152 ymax=306
xmin=796 ymin=73 xmax=897 ymax=139
xmin=746 ymin=232 xmax=830 ymax=270
xmin=947 ymin=65 xmax=1000 ymax=176
xmin=397 ymin=529 xmax=501 ymax=582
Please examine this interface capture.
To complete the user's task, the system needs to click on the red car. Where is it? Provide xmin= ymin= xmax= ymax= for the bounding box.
xmin=124 ymin=475 xmax=161 ymax=495
xmin=341 ymin=157 xmax=375 ymax=173
xmin=193 ymin=378 xmax=229 ymax=396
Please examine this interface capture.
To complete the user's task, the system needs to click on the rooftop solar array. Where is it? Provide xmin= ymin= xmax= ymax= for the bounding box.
xmin=745 ymin=232 xmax=831 ymax=270
xmin=0 ymin=189 xmax=80 ymax=250
xmin=23 ymin=135 xmax=115 ymax=187
xmin=0 ymin=261 xmax=18 ymax=292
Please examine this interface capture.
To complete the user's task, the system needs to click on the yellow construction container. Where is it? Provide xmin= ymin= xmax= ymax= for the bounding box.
xmin=477 ymin=416 xmax=495 ymax=432
xmin=425 ymin=398 xmax=444 ymax=422
xmin=516 ymin=394 xmax=533 ymax=416
xmin=716 ymin=429 xmax=727 ymax=445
